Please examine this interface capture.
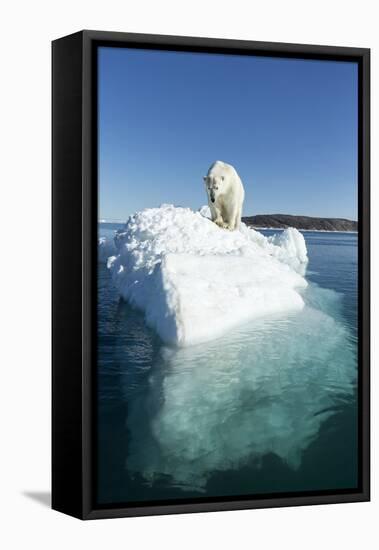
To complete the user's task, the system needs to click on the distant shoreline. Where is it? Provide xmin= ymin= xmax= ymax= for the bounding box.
xmin=251 ymin=226 xmax=357 ymax=234
xmin=242 ymin=213 xmax=357 ymax=233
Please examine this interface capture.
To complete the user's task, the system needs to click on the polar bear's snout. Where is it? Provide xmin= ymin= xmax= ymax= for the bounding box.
xmin=204 ymin=175 xmax=223 ymax=203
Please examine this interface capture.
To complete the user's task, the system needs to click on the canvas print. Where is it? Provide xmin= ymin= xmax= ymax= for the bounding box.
xmin=97 ymin=46 xmax=358 ymax=506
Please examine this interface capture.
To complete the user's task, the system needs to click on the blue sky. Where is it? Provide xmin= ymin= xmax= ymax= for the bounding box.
xmin=98 ymin=47 xmax=358 ymax=221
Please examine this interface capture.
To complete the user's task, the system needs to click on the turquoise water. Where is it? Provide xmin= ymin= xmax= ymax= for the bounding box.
xmin=97 ymin=226 xmax=358 ymax=505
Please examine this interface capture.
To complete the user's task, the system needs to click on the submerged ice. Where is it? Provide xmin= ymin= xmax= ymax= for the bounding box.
xmin=106 ymin=204 xmax=309 ymax=346
xmin=125 ymin=285 xmax=356 ymax=490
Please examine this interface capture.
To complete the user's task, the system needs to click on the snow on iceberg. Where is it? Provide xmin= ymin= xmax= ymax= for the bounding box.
xmin=268 ymin=227 xmax=308 ymax=270
xmin=107 ymin=204 xmax=308 ymax=346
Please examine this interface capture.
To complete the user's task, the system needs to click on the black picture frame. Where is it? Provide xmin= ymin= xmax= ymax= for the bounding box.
xmin=52 ymin=30 xmax=370 ymax=520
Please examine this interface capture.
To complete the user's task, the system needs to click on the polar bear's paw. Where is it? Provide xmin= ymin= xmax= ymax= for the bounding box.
xmin=214 ymin=218 xmax=224 ymax=228
xmin=222 ymin=222 xmax=234 ymax=230
xmin=214 ymin=219 xmax=231 ymax=230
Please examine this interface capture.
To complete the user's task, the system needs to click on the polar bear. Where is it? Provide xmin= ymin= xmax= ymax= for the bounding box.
xmin=203 ymin=160 xmax=245 ymax=230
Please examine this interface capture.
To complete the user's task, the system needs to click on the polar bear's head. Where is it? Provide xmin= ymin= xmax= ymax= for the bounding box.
xmin=203 ymin=175 xmax=225 ymax=203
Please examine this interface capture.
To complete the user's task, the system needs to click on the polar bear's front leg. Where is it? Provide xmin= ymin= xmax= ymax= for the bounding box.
xmin=210 ymin=204 xmax=224 ymax=227
xmin=224 ymin=204 xmax=240 ymax=231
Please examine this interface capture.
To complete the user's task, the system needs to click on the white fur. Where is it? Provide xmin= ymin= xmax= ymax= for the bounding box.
xmin=203 ymin=160 xmax=245 ymax=230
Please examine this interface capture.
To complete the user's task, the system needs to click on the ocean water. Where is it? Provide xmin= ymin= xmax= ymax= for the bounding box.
xmin=97 ymin=225 xmax=358 ymax=505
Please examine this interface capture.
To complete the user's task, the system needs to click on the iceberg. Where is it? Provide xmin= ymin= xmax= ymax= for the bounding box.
xmin=107 ymin=204 xmax=308 ymax=346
